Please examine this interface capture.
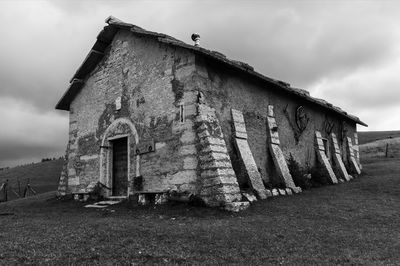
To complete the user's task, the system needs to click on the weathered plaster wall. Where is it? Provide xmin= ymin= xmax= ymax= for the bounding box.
xmin=194 ymin=58 xmax=357 ymax=186
xmin=67 ymin=29 xmax=198 ymax=194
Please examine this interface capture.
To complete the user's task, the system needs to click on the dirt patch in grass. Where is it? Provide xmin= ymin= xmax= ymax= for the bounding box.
xmin=1 ymin=158 xmax=399 ymax=265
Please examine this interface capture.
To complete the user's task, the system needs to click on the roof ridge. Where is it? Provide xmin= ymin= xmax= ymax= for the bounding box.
xmin=55 ymin=16 xmax=367 ymax=127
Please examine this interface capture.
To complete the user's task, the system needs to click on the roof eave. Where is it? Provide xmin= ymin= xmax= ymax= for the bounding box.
xmin=55 ymin=16 xmax=368 ymax=127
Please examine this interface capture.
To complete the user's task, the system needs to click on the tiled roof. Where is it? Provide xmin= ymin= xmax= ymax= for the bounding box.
xmin=55 ymin=16 xmax=367 ymax=127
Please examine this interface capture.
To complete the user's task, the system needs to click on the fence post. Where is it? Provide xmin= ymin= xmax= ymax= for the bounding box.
xmin=18 ymin=178 xmax=21 ymax=196
xmin=385 ymin=143 xmax=389 ymax=158
xmin=4 ymin=179 xmax=8 ymax=202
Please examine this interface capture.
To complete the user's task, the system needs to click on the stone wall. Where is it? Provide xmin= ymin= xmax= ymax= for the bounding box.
xmin=67 ymin=29 xmax=199 ymax=195
xmin=63 ymin=27 xmax=360 ymax=201
xmin=194 ymin=58 xmax=358 ymax=187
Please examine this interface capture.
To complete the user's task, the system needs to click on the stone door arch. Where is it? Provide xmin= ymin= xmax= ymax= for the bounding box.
xmin=99 ymin=118 xmax=139 ymax=197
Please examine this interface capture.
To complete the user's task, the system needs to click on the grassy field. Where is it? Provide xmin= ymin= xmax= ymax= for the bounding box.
xmin=0 ymin=157 xmax=399 ymax=265
xmin=358 ymin=130 xmax=400 ymax=145
xmin=0 ymin=159 xmax=63 ymax=201
xmin=360 ymin=137 xmax=400 ymax=159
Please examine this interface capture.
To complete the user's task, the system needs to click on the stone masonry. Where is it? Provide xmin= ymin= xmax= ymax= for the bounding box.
xmin=315 ymin=131 xmax=338 ymax=184
xmin=57 ymin=156 xmax=68 ymax=196
xmin=266 ymin=105 xmax=300 ymax=192
xmin=346 ymin=136 xmax=361 ymax=175
xmin=330 ymin=133 xmax=350 ymax=181
xmin=196 ymin=102 xmax=243 ymax=207
xmin=55 ymin=17 xmax=366 ymax=210
xmin=353 ymin=133 xmax=362 ymax=170
xmin=231 ymin=109 xmax=267 ymax=199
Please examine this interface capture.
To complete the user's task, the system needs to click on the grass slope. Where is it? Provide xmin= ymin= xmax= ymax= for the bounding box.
xmin=358 ymin=130 xmax=400 ymax=145
xmin=360 ymin=137 xmax=400 ymax=159
xmin=0 ymin=158 xmax=399 ymax=265
xmin=0 ymin=159 xmax=64 ymax=201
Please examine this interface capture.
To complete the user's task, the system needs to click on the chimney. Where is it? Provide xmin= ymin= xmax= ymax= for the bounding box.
xmin=191 ymin=33 xmax=200 ymax=47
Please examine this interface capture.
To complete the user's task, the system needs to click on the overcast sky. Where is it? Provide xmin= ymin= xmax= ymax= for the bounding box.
xmin=1 ymin=0 xmax=399 ymax=167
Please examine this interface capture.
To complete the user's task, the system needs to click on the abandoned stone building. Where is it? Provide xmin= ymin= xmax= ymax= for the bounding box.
xmin=56 ymin=16 xmax=367 ymax=210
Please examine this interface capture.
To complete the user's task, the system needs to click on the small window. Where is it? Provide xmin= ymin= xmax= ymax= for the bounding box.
xmin=179 ymin=104 xmax=184 ymax=123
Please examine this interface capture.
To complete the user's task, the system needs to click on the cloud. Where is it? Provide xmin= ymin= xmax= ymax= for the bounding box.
xmin=0 ymin=0 xmax=400 ymax=166
xmin=0 ymin=96 xmax=68 ymax=166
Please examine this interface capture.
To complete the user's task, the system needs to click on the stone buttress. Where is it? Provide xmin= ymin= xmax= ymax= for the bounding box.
xmin=195 ymin=97 xmax=246 ymax=209
xmin=315 ymin=131 xmax=338 ymax=184
xmin=353 ymin=133 xmax=362 ymax=170
xmin=231 ymin=109 xmax=267 ymax=199
xmin=266 ymin=105 xmax=301 ymax=193
xmin=57 ymin=152 xmax=69 ymax=196
xmin=346 ymin=136 xmax=361 ymax=175
xmin=330 ymin=133 xmax=350 ymax=181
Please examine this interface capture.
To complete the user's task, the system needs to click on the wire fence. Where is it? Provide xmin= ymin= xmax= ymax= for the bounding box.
xmin=0 ymin=178 xmax=37 ymax=202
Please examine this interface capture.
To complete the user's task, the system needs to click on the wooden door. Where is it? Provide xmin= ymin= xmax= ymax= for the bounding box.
xmin=112 ymin=137 xmax=128 ymax=196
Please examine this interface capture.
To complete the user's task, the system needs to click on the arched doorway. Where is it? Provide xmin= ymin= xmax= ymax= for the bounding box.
xmin=99 ymin=118 xmax=139 ymax=198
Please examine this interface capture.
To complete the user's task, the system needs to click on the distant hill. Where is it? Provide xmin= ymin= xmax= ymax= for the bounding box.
xmin=360 ymin=137 xmax=400 ymax=159
xmin=0 ymin=159 xmax=64 ymax=201
xmin=358 ymin=130 xmax=400 ymax=145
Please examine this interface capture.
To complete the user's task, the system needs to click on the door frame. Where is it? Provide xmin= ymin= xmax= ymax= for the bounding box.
xmin=99 ymin=118 xmax=140 ymax=198
xmin=109 ymin=135 xmax=129 ymax=196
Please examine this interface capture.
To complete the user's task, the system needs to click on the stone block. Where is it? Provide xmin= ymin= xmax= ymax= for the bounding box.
xmin=68 ymin=177 xmax=79 ymax=186
xmin=138 ymin=194 xmax=148 ymax=205
xmin=270 ymin=136 xmax=280 ymax=145
xmin=278 ymin=189 xmax=286 ymax=196
xmin=265 ymin=189 xmax=273 ymax=197
xmin=200 ymin=137 xmax=226 ymax=146
xmin=180 ymin=130 xmax=196 ymax=144
xmin=315 ymin=148 xmax=338 ymax=184
xmin=291 ymin=187 xmax=302 ymax=194
xmin=179 ymin=144 xmax=197 ymax=155
xmin=201 ymin=144 xmax=228 ymax=154
xmin=285 ymin=188 xmax=293 ymax=195
xmin=269 ymin=145 xmax=296 ymax=188
xmin=201 ymin=168 xmax=236 ymax=179
xmin=86 ymin=181 xmax=97 ymax=193
xmin=183 ymin=156 xmax=198 ymax=170
xmin=200 ymin=160 xmax=232 ymax=170
xmin=267 ymin=105 xmax=274 ymax=117
xmin=202 ymin=175 xmax=238 ymax=188
xmin=184 ymin=104 xmax=197 ymax=116
xmin=242 ymin=192 xmax=257 ymax=203
xmin=68 ymin=168 xmax=76 ymax=177
xmin=177 ymin=183 xmax=197 ymax=192
xmin=197 ymin=129 xmax=211 ymax=139
xmin=333 ymin=153 xmax=350 ymax=181
xmin=267 ymin=117 xmax=278 ymax=131
xmin=234 ymin=137 xmax=267 ymax=199
xmin=315 ymin=131 xmax=338 ymax=184
xmin=346 ymin=137 xmax=361 ymax=175
xmin=231 ymin=109 xmax=245 ymax=123
xmin=266 ymin=109 xmax=296 ymax=189
xmin=271 ymin=188 xmax=279 ymax=196
xmin=200 ymin=184 xmax=241 ymax=197
xmin=224 ymin=202 xmax=250 ymax=212
xmin=80 ymin=154 xmax=99 ymax=161
xmin=233 ymin=121 xmax=246 ymax=133
xmin=199 ymin=151 xmax=230 ymax=162
xmin=235 ymin=131 xmax=248 ymax=139
xmin=155 ymin=193 xmax=168 ymax=204
xmin=165 ymin=170 xmax=198 ymax=184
